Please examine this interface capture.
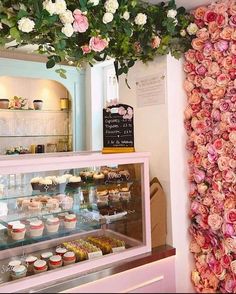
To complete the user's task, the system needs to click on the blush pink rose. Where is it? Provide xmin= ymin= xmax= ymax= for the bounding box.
xmin=201 ymin=77 xmax=216 ymax=90
xmin=73 ymin=9 xmax=89 ymax=33
xmin=229 ymin=131 xmax=236 ymax=144
xmin=222 ymin=223 xmax=234 ymax=237
xmin=189 ymin=89 xmax=201 ymax=104
xmin=204 ymin=10 xmax=218 ymax=23
xmin=224 ymin=198 xmax=236 ymax=210
xmin=184 ymin=49 xmax=196 ymax=63
xmin=151 ymin=36 xmax=161 ymax=49
xmin=194 ymin=6 xmax=208 ymax=20
xmin=193 ymin=168 xmax=206 ymax=183
xmin=89 ymin=36 xmax=108 ymax=52
xmin=184 ymin=61 xmax=195 ymax=73
xmin=214 ymin=39 xmax=229 ymax=52
xmin=208 ymin=61 xmax=220 ymax=75
xmin=208 ymin=213 xmax=223 ymax=231
xmin=217 ymin=156 xmax=230 ymax=171
xmin=224 ymin=209 xmax=236 ymax=224
xmin=217 ymin=73 xmax=230 ymax=87
xmin=229 ymin=15 xmax=236 ymax=27
xmin=184 ymin=80 xmax=194 ymax=92
xmin=222 ymin=56 xmax=233 ymax=69
xmin=81 ymin=44 xmax=91 ymax=54
xmin=229 ymin=43 xmax=236 ymax=55
xmin=220 ymin=26 xmax=234 ymax=40
xmin=229 ymin=2 xmax=236 ymax=16
xmin=213 ymin=2 xmax=228 ymax=14
xmin=192 ymin=38 xmax=205 ymax=51
xmin=196 ymin=28 xmax=209 ymax=41
xmin=203 ymin=41 xmax=213 ymax=56
xmin=223 ymin=170 xmax=236 ymax=183
xmin=211 ymin=87 xmax=226 ymax=100
xmin=219 ymin=100 xmax=231 ymax=112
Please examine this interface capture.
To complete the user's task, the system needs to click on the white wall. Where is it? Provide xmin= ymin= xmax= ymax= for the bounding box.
xmin=118 ymin=55 xmax=194 ymax=293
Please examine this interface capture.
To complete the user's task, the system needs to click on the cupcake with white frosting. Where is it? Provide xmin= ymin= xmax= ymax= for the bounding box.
xmin=30 ymin=177 xmax=42 ymax=191
xmin=66 ymin=176 xmax=82 ymax=189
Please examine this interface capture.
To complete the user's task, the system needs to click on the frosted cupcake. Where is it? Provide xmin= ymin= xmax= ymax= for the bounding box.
xmin=64 ymin=214 xmax=77 ymax=230
xmin=63 ymin=251 xmax=76 ymax=266
xmin=79 ymin=171 xmax=94 ymax=183
xmin=55 ymin=247 xmax=67 ymax=256
xmin=45 ymin=217 xmax=60 ymax=234
xmin=30 ymin=177 xmax=42 ymax=191
xmin=39 ymin=178 xmax=53 ymax=193
xmin=66 ymin=176 xmax=82 ymax=189
xmin=29 ymin=220 xmax=44 ymax=238
xmin=48 ymin=255 xmax=62 ymax=270
xmin=54 ymin=176 xmax=67 ymax=193
xmin=33 ymin=260 xmax=48 ymax=274
xmin=25 ymin=255 xmax=38 ymax=273
xmin=40 ymin=252 xmax=53 ymax=263
xmin=11 ymin=265 xmax=27 ymax=280
xmin=11 ymin=223 xmax=26 ymax=241
xmin=93 ymin=172 xmax=105 ymax=184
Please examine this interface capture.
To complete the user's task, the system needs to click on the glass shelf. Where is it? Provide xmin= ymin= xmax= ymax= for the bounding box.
xmin=0 ymin=109 xmax=70 ymax=113
xmin=0 ymin=135 xmax=72 ymax=138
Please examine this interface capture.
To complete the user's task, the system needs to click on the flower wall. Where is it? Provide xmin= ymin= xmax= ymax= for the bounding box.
xmin=183 ymin=0 xmax=236 ymax=293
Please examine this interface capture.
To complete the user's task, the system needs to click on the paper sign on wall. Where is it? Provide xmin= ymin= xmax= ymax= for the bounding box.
xmin=136 ymin=73 xmax=166 ymax=107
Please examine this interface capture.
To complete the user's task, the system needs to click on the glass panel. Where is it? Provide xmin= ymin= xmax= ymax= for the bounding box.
xmin=0 ymin=162 xmax=144 ymax=284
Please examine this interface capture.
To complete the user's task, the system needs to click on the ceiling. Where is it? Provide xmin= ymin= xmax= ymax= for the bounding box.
xmin=146 ymin=0 xmax=213 ymax=10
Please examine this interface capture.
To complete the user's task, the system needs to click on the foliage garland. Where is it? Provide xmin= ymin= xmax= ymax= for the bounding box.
xmin=0 ymin=0 xmax=194 ymax=78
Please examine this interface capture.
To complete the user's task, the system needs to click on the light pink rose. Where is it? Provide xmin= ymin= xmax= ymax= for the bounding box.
xmin=189 ymin=89 xmax=201 ymax=105
xmin=214 ymin=39 xmax=229 ymax=52
xmin=81 ymin=44 xmax=91 ymax=54
xmin=229 ymin=43 xmax=236 ymax=55
xmin=230 ymin=260 xmax=236 ymax=274
xmin=217 ymin=156 xmax=230 ymax=171
xmin=203 ymin=41 xmax=213 ymax=56
xmin=229 ymin=15 xmax=236 ymax=27
xmin=223 ymin=170 xmax=236 ymax=183
xmin=213 ymin=2 xmax=228 ymax=14
xmin=89 ymin=36 xmax=108 ymax=52
xmin=219 ymin=100 xmax=231 ymax=112
xmin=201 ymin=77 xmax=216 ymax=90
xmin=217 ymin=73 xmax=230 ymax=87
xmin=208 ymin=61 xmax=220 ymax=75
xmin=184 ymin=49 xmax=196 ymax=63
xmin=229 ymin=131 xmax=236 ymax=144
xmin=197 ymin=183 xmax=208 ymax=194
xmin=193 ymin=168 xmax=206 ymax=183
xmin=184 ymin=80 xmax=194 ymax=92
xmin=224 ymin=273 xmax=236 ymax=293
xmin=184 ymin=106 xmax=193 ymax=119
xmin=194 ymin=6 xmax=208 ymax=20
xmin=196 ymin=28 xmax=209 ymax=40
xmin=211 ymin=87 xmax=226 ymax=100
xmin=73 ymin=9 xmax=89 ymax=33
xmin=208 ymin=213 xmax=223 ymax=231
xmin=151 ymin=36 xmax=161 ymax=49
xmin=222 ymin=56 xmax=233 ymax=69
xmin=222 ymin=223 xmax=234 ymax=237
xmin=220 ymin=26 xmax=233 ymax=40
xmin=208 ymin=21 xmax=219 ymax=34
xmin=229 ymin=2 xmax=236 ymax=16
xmin=189 ymin=240 xmax=201 ymax=253
xmin=203 ymin=196 xmax=213 ymax=206
xmin=192 ymin=38 xmax=205 ymax=51
xmin=213 ymin=138 xmax=224 ymax=153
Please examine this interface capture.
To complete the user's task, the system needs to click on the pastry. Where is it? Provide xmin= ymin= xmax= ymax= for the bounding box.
xmin=7 ymin=221 xmax=21 ymax=237
xmin=119 ymin=187 xmax=131 ymax=201
xmin=108 ymin=189 xmax=120 ymax=202
xmin=45 ymin=198 xmax=60 ymax=211
xmin=97 ymin=190 xmax=109 ymax=208
xmin=11 ymin=265 xmax=27 ymax=280
xmin=60 ymin=196 xmax=73 ymax=210
xmin=79 ymin=171 xmax=94 ymax=183
xmin=38 ymin=178 xmax=53 ymax=193
xmin=93 ymin=172 xmax=105 ymax=184
xmin=25 ymin=255 xmax=38 ymax=273
xmin=87 ymin=236 xmax=125 ymax=254
xmin=55 ymin=247 xmax=67 ymax=256
xmin=48 ymin=255 xmax=62 ymax=269
xmin=29 ymin=220 xmax=44 ymax=238
xmin=64 ymin=214 xmax=77 ymax=229
xmin=63 ymin=251 xmax=76 ymax=266
xmin=40 ymin=252 xmax=53 ymax=262
xmin=45 ymin=217 xmax=60 ymax=234
xmin=11 ymin=223 xmax=26 ymax=241
xmin=33 ymin=260 xmax=48 ymax=274
xmin=66 ymin=176 xmax=82 ymax=189
xmin=30 ymin=177 xmax=42 ymax=191
xmin=53 ymin=176 xmax=67 ymax=193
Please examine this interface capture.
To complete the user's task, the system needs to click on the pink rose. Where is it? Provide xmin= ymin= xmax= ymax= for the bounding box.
xmin=196 ymin=64 xmax=207 ymax=76
xmin=211 ymin=49 xmax=223 ymax=63
xmin=222 ymin=56 xmax=233 ymax=69
xmin=193 ymin=168 xmax=205 ymax=183
xmin=89 ymin=36 xmax=108 ymax=52
xmin=216 ymin=13 xmax=228 ymax=27
xmin=222 ymin=223 xmax=234 ymax=237
xmin=201 ymin=77 xmax=216 ymax=90
xmin=211 ymin=87 xmax=226 ymax=100
xmin=196 ymin=28 xmax=209 ymax=41
xmin=192 ymin=38 xmax=205 ymax=51
xmin=229 ymin=2 xmax=236 ymax=16
xmin=214 ymin=39 xmax=229 ymax=52
xmin=203 ymin=41 xmax=213 ymax=56
xmin=217 ymin=73 xmax=230 ymax=87
xmin=220 ymin=254 xmax=232 ymax=269
xmin=224 ymin=198 xmax=236 ymax=210
xmin=220 ymin=26 xmax=233 ymax=40
xmin=208 ymin=213 xmax=223 ymax=231
xmin=224 ymin=274 xmax=236 ymax=293
xmin=229 ymin=131 xmax=236 ymax=144
xmin=184 ymin=49 xmax=196 ymax=63
xmin=187 ymin=73 xmax=196 ymax=83
xmin=223 ymin=170 xmax=236 ymax=183
xmin=184 ymin=80 xmax=194 ymax=92
xmin=219 ymin=100 xmax=231 ymax=112
xmin=208 ymin=61 xmax=220 ymax=76
xmin=213 ymin=2 xmax=228 ymax=14
xmin=229 ymin=43 xmax=236 ymax=55
xmin=195 ymin=51 xmax=205 ymax=63
xmin=229 ymin=15 xmax=236 ymax=27
xmin=73 ymin=9 xmax=89 ymax=33
xmin=151 ymin=36 xmax=161 ymax=49
xmin=81 ymin=44 xmax=91 ymax=54
xmin=197 ymin=183 xmax=208 ymax=194
xmin=224 ymin=209 xmax=236 ymax=224
xmin=184 ymin=106 xmax=193 ymax=119
xmin=204 ymin=10 xmax=218 ymax=23
xmin=213 ymin=138 xmax=224 ymax=153
xmin=231 ymin=260 xmax=236 ymax=274
xmin=217 ymin=156 xmax=230 ymax=171
xmin=194 ymin=6 xmax=208 ymax=20
xmin=208 ymin=21 xmax=219 ymax=34
xmin=184 ymin=61 xmax=195 ymax=73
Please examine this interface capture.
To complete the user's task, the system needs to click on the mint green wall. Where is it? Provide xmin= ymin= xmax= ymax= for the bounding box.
xmin=0 ymin=57 xmax=86 ymax=151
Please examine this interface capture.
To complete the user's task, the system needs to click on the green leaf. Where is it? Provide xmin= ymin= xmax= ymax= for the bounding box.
xmin=10 ymin=27 xmax=20 ymax=42
xmin=117 ymin=68 xmax=124 ymax=75
xmin=1 ymin=18 xmax=15 ymax=27
xmin=17 ymin=9 xmax=28 ymax=19
xmin=59 ymin=72 xmax=67 ymax=79
xmin=79 ymin=0 xmax=87 ymax=9
xmin=128 ymin=60 xmax=135 ymax=68
xmin=46 ymin=58 xmax=55 ymax=69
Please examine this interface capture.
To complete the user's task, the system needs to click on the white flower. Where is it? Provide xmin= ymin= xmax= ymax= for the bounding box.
xmin=180 ymin=29 xmax=186 ymax=37
xmin=43 ymin=0 xmax=55 ymax=16
xmin=18 ymin=17 xmax=35 ymax=33
xmin=59 ymin=10 xmax=74 ymax=24
xmin=88 ymin=0 xmax=99 ymax=6
xmin=167 ymin=9 xmax=177 ymax=18
xmin=187 ymin=23 xmax=199 ymax=35
xmin=61 ymin=23 xmax=74 ymax=37
xmin=103 ymin=12 xmax=114 ymax=24
xmin=122 ymin=11 xmax=130 ymax=20
xmin=105 ymin=0 xmax=119 ymax=14
xmin=55 ymin=0 xmax=67 ymax=14
xmin=134 ymin=13 xmax=147 ymax=25
xmin=173 ymin=18 xmax=178 ymax=26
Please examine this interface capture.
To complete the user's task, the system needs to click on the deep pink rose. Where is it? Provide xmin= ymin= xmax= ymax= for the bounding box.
xmin=220 ymin=255 xmax=232 ymax=269
xmin=89 ymin=36 xmax=108 ymax=52
xmin=81 ymin=44 xmax=91 ymax=54
xmin=214 ymin=39 xmax=229 ymax=52
xmin=184 ymin=61 xmax=195 ymax=73
xmin=229 ymin=15 xmax=236 ymax=27
xmin=73 ymin=9 xmax=89 ymax=33
xmin=222 ymin=223 xmax=234 ymax=237
xmin=219 ymin=100 xmax=231 ymax=112
xmin=196 ymin=64 xmax=207 ymax=76
xmin=224 ymin=209 xmax=236 ymax=224
xmin=213 ymin=138 xmax=224 ymax=153
xmin=193 ymin=168 xmax=206 ymax=183
xmin=216 ymin=13 xmax=228 ymax=27
xmin=195 ymin=51 xmax=205 ymax=63
xmin=204 ymin=10 xmax=218 ymax=23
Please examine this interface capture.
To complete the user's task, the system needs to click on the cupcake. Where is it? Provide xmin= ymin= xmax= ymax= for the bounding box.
xmin=66 ymin=176 xmax=82 ymax=190
xmin=45 ymin=198 xmax=60 ymax=212
xmin=11 ymin=223 xmax=26 ymax=241
xmin=11 ymin=265 xmax=27 ymax=280
xmin=38 ymin=178 xmax=53 ymax=193
xmin=54 ymin=176 xmax=67 ymax=193
xmin=64 ymin=214 xmax=77 ymax=230
xmin=7 ymin=221 xmax=21 ymax=237
xmin=30 ymin=177 xmax=42 ymax=191
xmin=55 ymin=247 xmax=67 ymax=256
xmin=79 ymin=171 xmax=94 ymax=183
xmin=45 ymin=217 xmax=60 ymax=234
xmin=33 ymin=260 xmax=48 ymax=274
xmin=93 ymin=172 xmax=105 ymax=184
xmin=8 ymin=260 xmax=22 ymax=271
xmin=48 ymin=255 xmax=62 ymax=270
xmin=25 ymin=255 xmax=38 ymax=273
xmin=29 ymin=220 xmax=44 ymax=238
xmin=63 ymin=251 xmax=76 ymax=266
xmin=61 ymin=196 xmax=74 ymax=210
xmin=28 ymin=201 xmax=42 ymax=213
xmin=40 ymin=252 xmax=53 ymax=263
xmin=97 ymin=190 xmax=109 ymax=208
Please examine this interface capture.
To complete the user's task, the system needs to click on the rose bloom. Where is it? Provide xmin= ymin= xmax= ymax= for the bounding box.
xmin=203 ymin=196 xmax=213 ymax=206
xmin=197 ymin=183 xmax=208 ymax=194
xmin=208 ymin=213 xmax=223 ymax=231
xmin=208 ymin=61 xmax=220 ymax=76
xmin=89 ymin=36 xmax=108 ymax=52
xmin=221 ymin=254 xmax=233 ymax=269
xmin=229 ymin=159 xmax=236 ymax=169
xmin=229 ymin=1 xmax=236 ymax=16
xmin=204 ymin=10 xmax=217 ymax=23
xmin=73 ymin=9 xmax=89 ymax=33
xmin=190 ymin=240 xmax=201 ymax=253
xmin=223 ymin=170 xmax=236 ymax=183
xmin=184 ymin=49 xmax=196 ymax=63
xmin=220 ymin=26 xmax=233 ymax=40
xmin=229 ymin=43 xmax=236 ymax=55
xmin=213 ymin=138 xmax=224 ymax=152
xmin=201 ymin=77 xmax=216 ymax=90
xmin=219 ymin=100 xmax=231 ymax=112
xmin=217 ymin=73 xmax=230 ymax=87
xmin=194 ymin=6 xmax=208 ymax=20
xmin=224 ymin=238 xmax=236 ymax=254
xmin=211 ymin=28 xmax=221 ymax=42
xmin=211 ymin=49 xmax=223 ymax=63
xmin=193 ymin=168 xmax=206 ymax=183
xmin=192 ymin=38 xmax=205 ymax=51
xmin=184 ymin=105 xmax=193 ymax=119
xmin=222 ymin=56 xmax=233 ymax=69
xmin=151 ymin=36 xmax=161 ymax=49
xmin=229 ymin=131 xmax=236 ymax=144
xmin=224 ymin=209 xmax=236 ymax=224
xmin=211 ymin=87 xmax=226 ymax=100
xmin=222 ymin=222 xmax=235 ymax=237
xmin=196 ymin=28 xmax=209 ymax=41
xmin=216 ymin=13 xmax=228 ymax=28
xmin=203 ymin=41 xmax=213 ymax=56
xmin=184 ymin=80 xmax=194 ymax=92
xmin=224 ymin=198 xmax=236 ymax=210
xmin=194 ymin=75 xmax=203 ymax=87
xmin=213 ymin=2 xmax=228 ymax=14
xmin=187 ymin=72 xmax=196 ymax=83
xmin=217 ymin=156 xmax=230 ymax=171
xmin=183 ymin=61 xmax=195 ymax=73
xmin=214 ymin=39 xmax=229 ymax=52
xmin=196 ymin=64 xmax=207 ymax=76
xmin=81 ymin=44 xmax=91 ymax=54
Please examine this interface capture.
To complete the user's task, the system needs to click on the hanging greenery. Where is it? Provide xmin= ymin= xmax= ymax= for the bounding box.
xmin=0 ymin=0 xmax=195 ymax=77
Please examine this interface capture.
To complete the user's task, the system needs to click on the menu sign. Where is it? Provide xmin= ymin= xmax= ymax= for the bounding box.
xmin=102 ymin=104 xmax=134 ymax=153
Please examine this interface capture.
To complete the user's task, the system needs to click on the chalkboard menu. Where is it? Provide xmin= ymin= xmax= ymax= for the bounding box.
xmin=102 ymin=104 xmax=135 ymax=153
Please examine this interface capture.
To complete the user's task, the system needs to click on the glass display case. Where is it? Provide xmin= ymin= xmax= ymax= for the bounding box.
xmin=0 ymin=151 xmax=151 ymax=292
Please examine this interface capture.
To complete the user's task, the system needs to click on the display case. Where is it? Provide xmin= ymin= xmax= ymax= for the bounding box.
xmin=0 ymin=151 xmax=151 ymax=293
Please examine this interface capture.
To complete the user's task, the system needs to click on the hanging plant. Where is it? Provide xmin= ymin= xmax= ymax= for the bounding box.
xmin=0 ymin=0 xmax=195 ymax=78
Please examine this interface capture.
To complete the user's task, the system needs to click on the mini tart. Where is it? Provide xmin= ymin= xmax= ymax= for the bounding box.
xmin=48 ymin=255 xmax=62 ymax=269
xmin=63 ymin=251 xmax=76 ymax=266
xmin=11 ymin=265 xmax=27 ymax=280
xmin=33 ymin=260 xmax=48 ymax=273
xmin=55 ymin=247 xmax=68 ymax=256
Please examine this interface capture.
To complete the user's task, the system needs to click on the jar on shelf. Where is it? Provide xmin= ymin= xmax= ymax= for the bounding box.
xmin=0 ymin=99 xmax=9 ymax=109
xmin=60 ymin=98 xmax=69 ymax=111
xmin=33 ymin=99 xmax=43 ymax=110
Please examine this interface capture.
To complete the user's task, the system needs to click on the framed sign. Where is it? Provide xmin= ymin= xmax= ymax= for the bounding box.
xmin=102 ymin=104 xmax=135 ymax=154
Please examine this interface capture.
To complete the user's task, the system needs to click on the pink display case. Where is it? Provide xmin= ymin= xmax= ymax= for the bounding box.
xmin=0 ymin=151 xmax=151 ymax=293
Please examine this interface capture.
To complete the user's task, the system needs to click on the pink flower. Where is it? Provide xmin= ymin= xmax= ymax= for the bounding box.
xmin=151 ymin=36 xmax=161 ymax=49
xmin=229 ymin=15 xmax=236 ymax=27
xmin=204 ymin=10 xmax=218 ymax=23
xmin=216 ymin=13 xmax=228 ymax=27
xmin=188 ymin=89 xmax=201 ymax=104
xmin=81 ymin=44 xmax=91 ymax=54
xmin=224 ymin=209 xmax=236 ymax=224
xmin=89 ymin=36 xmax=108 ymax=52
xmin=222 ymin=223 xmax=234 ymax=237
xmin=214 ymin=39 xmax=229 ymax=52
xmin=196 ymin=28 xmax=209 ymax=40
xmin=183 ymin=61 xmax=195 ymax=73
xmin=223 ymin=170 xmax=236 ymax=183
xmin=220 ymin=26 xmax=233 ymax=40
xmin=208 ymin=213 xmax=223 ymax=231
xmin=213 ymin=138 xmax=224 ymax=153
xmin=118 ymin=106 xmax=127 ymax=116
xmin=229 ymin=130 xmax=236 ymax=144
xmin=213 ymin=2 xmax=228 ymax=14
xmin=192 ymin=38 xmax=205 ymax=51
xmin=208 ymin=61 xmax=220 ymax=76
xmin=184 ymin=49 xmax=196 ymax=63
xmin=217 ymin=73 xmax=230 ymax=87
xmin=184 ymin=80 xmax=194 ymax=92
xmin=203 ymin=41 xmax=213 ymax=56
xmin=211 ymin=87 xmax=226 ymax=100
xmin=201 ymin=76 xmax=216 ymax=90
xmin=217 ymin=156 xmax=230 ymax=171
xmin=193 ymin=168 xmax=206 ymax=183
xmin=73 ymin=9 xmax=89 ymax=33
xmin=194 ymin=6 xmax=208 ymax=20
xmin=229 ymin=2 xmax=236 ymax=16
